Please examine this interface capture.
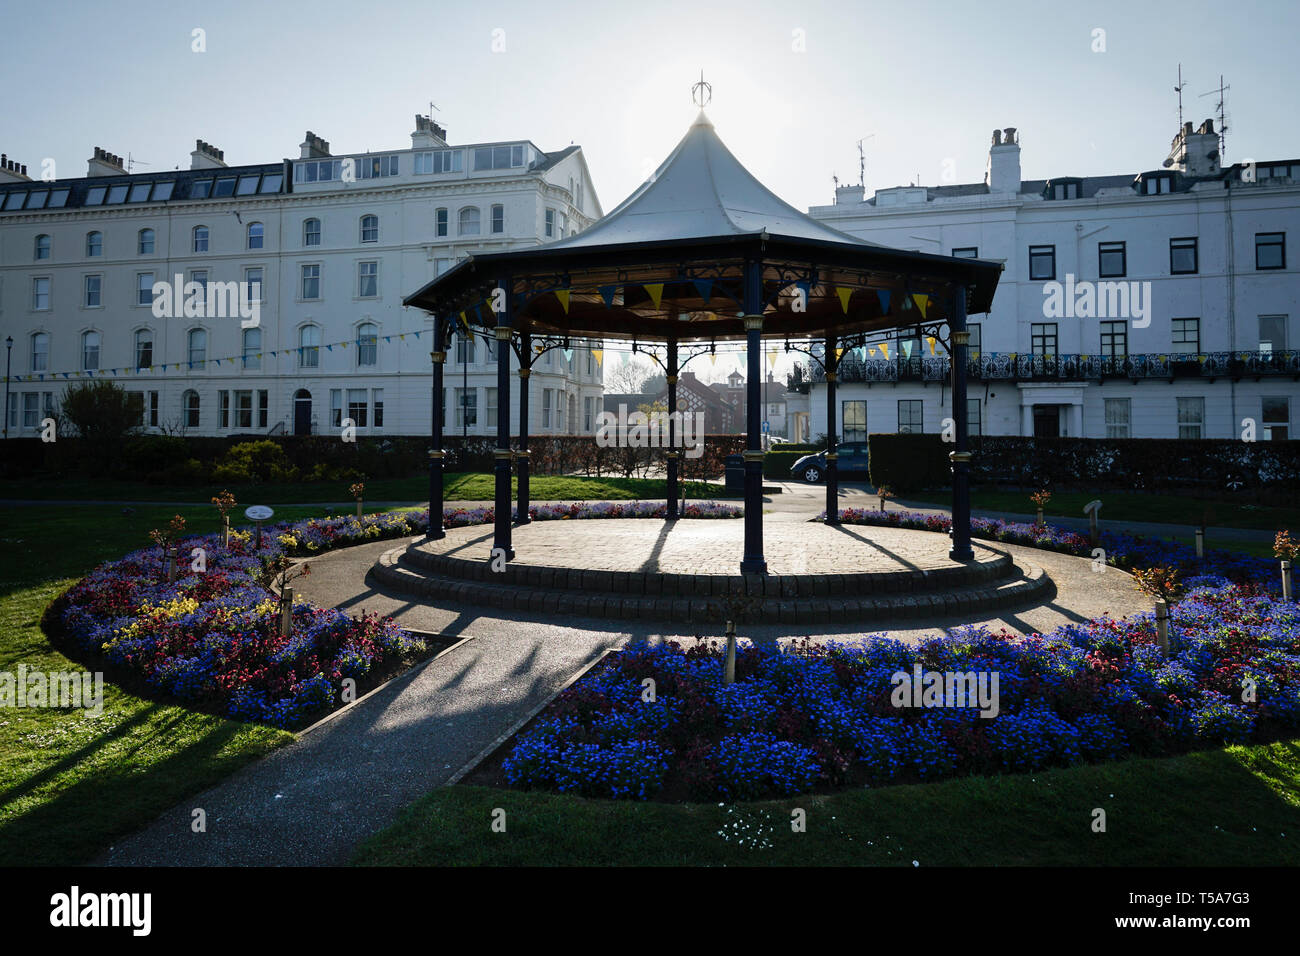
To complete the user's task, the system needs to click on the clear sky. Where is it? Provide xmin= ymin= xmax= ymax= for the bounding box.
xmin=2 ymin=0 xmax=1296 ymax=385
xmin=3 ymin=0 xmax=1297 ymax=214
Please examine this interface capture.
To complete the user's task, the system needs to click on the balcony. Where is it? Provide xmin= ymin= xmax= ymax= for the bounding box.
xmin=807 ymin=350 xmax=1300 ymax=385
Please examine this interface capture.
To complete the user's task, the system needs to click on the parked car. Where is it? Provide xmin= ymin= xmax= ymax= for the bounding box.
xmin=790 ymin=442 xmax=869 ymax=483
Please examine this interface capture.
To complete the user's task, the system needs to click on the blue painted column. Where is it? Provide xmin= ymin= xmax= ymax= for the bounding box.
xmin=516 ymin=331 xmax=531 ymax=524
xmin=427 ymin=316 xmax=447 ymax=540
xmin=666 ymin=337 xmax=679 ymax=520
xmin=824 ymin=333 xmax=839 ymax=525
xmin=741 ymin=260 xmax=767 ymax=574
xmin=949 ymin=285 xmax=974 ymax=561
xmin=494 ymin=282 xmax=515 ymax=561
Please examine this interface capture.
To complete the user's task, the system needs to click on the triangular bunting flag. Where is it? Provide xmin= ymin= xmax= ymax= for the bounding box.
xmin=598 ymin=285 xmax=618 ymax=308
xmin=902 ymin=339 xmax=914 ymax=359
xmin=767 ymin=349 xmax=778 ymax=369
xmin=644 ymin=283 xmax=664 ymax=309
xmin=869 ymin=347 xmax=878 ymax=357
xmin=592 ymin=348 xmax=603 ymax=366
xmin=876 ymin=290 xmax=891 ymax=314
xmin=555 ymin=289 xmax=571 ymax=313
xmin=709 ymin=352 xmax=717 ymax=365
xmin=836 ymin=287 xmax=853 ymax=313
xmin=879 ymin=342 xmax=890 ymax=360
xmin=834 ymin=347 xmax=845 ymax=361
xmin=562 ymin=348 xmax=573 ymax=362
xmin=927 ymin=336 xmax=937 ymax=355
xmin=692 ymin=279 xmax=713 ymax=304
xmin=912 ymin=293 xmax=930 ymax=317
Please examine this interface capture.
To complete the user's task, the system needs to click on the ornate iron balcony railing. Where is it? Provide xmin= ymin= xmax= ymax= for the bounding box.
xmin=808 ymin=350 xmax=1300 ymax=385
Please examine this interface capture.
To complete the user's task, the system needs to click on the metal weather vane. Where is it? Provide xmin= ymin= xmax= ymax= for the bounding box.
xmin=692 ymin=70 xmax=712 ymax=108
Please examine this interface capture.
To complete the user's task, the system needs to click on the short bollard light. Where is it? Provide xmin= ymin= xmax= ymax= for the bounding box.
xmin=1155 ymin=598 xmax=1170 ymax=655
xmin=723 ymin=620 xmax=737 ymax=685
xmin=1195 ymin=527 xmax=1205 ymax=558
xmin=1283 ymin=560 xmax=1294 ymax=602
xmin=280 ymin=586 xmax=294 ymax=639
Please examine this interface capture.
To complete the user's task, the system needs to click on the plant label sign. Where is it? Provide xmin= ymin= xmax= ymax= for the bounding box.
xmin=245 ymin=505 xmax=274 ymax=522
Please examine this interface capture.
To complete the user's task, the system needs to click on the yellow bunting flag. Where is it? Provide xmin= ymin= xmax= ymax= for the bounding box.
xmin=912 ymin=293 xmax=930 ymax=317
xmin=592 ymin=348 xmax=604 ymax=366
xmin=767 ymin=349 xmax=778 ymax=369
xmin=836 ymin=287 xmax=853 ymax=313
xmin=458 ymin=311 xmax=468 ymax=329
xmin=927 ymin=336 xmax=937 ymax=355
xmin=834 ymin=347 xmax=844 ymax=360
xmin=709 ymin=352 xmax=717 ymax=365
xmin=555 ymin=289 xmax=570 ymax=313
xmin=644 ymin=283 xmax=664 ymax=309
xmin=879 ymin=342 xmax=890 ymax=360
xmin=868 ymin=346 xmax=878 ymax=357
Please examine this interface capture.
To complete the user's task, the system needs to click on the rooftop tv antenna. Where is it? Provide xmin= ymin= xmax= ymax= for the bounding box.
xmin=1174 ymin=64 xmax=1187 ymax=131
xmin=1199 ymin=74 xmax=1230 ymax=163
xmin=127 ymin=152 xmax=152 ymax=173
xmin=856 ymin=133 xmax=875 ymax=187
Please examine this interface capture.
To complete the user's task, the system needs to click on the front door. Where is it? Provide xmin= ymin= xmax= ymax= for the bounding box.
xmin=293 ymin=391 xmax=312 ymax=435
xmin=1032 ymin=404 xmax=1060 ymax=437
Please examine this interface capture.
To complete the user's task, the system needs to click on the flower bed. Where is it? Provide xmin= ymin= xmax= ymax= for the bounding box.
xmin=53 ymin=501 xmax=742 ymax=728
xmin=827 ymin=507 xmax=1278 ymax=586
xmin=502 ymin=578 xmax=1300 ymax=801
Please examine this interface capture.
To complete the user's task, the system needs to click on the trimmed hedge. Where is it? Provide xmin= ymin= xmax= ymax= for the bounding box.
xmin=868 ymin=434 xmax=951 ymax=492
xmin=764 ymin=449 xmax=813 ymax=479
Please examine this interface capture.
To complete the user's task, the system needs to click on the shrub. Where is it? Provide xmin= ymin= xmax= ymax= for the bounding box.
xmin=868 ymin=433 xmax=951 ymax=491
xmin=212 ymin=440 xmax=299 ymax=484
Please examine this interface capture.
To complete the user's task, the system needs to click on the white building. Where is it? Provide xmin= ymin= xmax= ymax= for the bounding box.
xmin=805 ymin=118 xmax=1299 ymax=442
xmin=0 ymin=116 xmax=604 ymax=438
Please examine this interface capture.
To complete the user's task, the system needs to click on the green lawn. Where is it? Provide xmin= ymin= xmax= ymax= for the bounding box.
xmin=353 ymin=739 xmax=1300 ymax=866
xmin=0 ymin=473 xmax=719 ymax=505
xmin=906 ymin=489 xmax=1299 ymax=532
xmin=0 ymin=503 xmax=351 ymax=866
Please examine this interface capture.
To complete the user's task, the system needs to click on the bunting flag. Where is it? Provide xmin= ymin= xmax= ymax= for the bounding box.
xmin=879 ymin=342 xmax=890 ymax=360
xmin=854 ymin=346 xmax=866 ymax=361
xmin=555 ymin=289 xmax=571 ymax=314
xmin=598 ymin=285 xmax=619 ymax=308
xmin=901 ymin=339 xmax=914 ymax=359
xmin=876 ymin=290 xmax=891 ymax=314
xmin=834 ymin=347 xmax=845 ymax=361
xmin=709 ymin=351 xmax=717 ymax=365
xmin=592 ymin=348 xmax=603 ymax=366
xmin=767 ymin=348 xmax=778 ymax=369
xmin=869 ymin=347 xmax=878 ymax=357
xmin=927 ymin=336 xmax=937 ymax=355
xmin=692 ymin=279 xmax=713 ymax=304
xmin=912 ymin=293 xmax=930 ymax=317
xmin=562 ymin=348 xmax=573 ymax=362
xmin=836 ymin=287 xmax=853 ymax=313
xmin=644 ymin=283 xmax=664 ymax=310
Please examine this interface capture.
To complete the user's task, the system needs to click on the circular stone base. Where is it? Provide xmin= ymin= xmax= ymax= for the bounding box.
xmin=369 ymin=519 xmax=1053 ymax=624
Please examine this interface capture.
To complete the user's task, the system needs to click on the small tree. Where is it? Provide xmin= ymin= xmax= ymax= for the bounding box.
xmin=149 ymin=514 xmax=187 ymax=581
xmin=1030 ymin=489 xmax=1052 ymax=526
xmin=1132 ymin=565 xmax=1182 ymax=607
xmin=212 ymin=490 xmax=237 ymax=547
xmin=59 ymin=380 xmax=142 ymax=472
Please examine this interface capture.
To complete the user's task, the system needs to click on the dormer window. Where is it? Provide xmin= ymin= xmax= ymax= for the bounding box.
xmin=1044 ymin=178 xmax=1081 ymax=200
xmin=1138 ymin=172 xmax=1175 ymax=195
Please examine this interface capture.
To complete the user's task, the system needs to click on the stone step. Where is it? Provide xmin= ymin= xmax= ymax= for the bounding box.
xmin=370 ymin=545 xmax=1052 ymax=626
xmin=399 ymin=538 xmax=1016 ymax=598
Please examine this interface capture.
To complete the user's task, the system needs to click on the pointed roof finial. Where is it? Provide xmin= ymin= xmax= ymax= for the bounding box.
xmin=692 ymin=70 xmax=712 ymax=108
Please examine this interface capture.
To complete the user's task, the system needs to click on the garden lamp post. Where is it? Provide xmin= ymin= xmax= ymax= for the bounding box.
xmin=3 ymin=335 xmax=12 ymax=440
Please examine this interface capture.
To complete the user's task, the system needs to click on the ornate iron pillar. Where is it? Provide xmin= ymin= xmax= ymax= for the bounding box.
xmin=516 ymin=331 xmax=532 ymax=524
xmin=949 ymin=286 xmax=974 ymax=561
xmin=824 ymin=333 xmax=839 ymax=525
xmin=666 ymin=337 xmax=679 ymax=520
xmin=493 ymin=282 xmax=515 ymax=561
xmin=741 ymin=260 xmax=767 ymax=574
xmin=427 ymin=317 xmax=447 ymax=540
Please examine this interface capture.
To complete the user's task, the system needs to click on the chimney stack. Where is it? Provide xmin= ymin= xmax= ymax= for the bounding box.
xmin=835 ymin=184 xmax=865 ymax=204
xmin=0 ymin=154 xmax=31 ymax=183
xmin=190 ymin=139 xmax=227 ymax=170
xmin=299 ymin=131 xmax=331 ymax=159
xmin=87 ymin=146 xmax=126 ymax=177
xmin=411 ymin=114 xmax=449 ymax=149
xmin=985 ymin=127 xmax=1021 ymax=194
xmin=1166 ymin=118 xmax=1219 ymax=177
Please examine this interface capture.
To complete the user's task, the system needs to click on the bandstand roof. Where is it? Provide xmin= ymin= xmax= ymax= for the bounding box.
xmin=404 ymin=111 xmax=1001 ymax=343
